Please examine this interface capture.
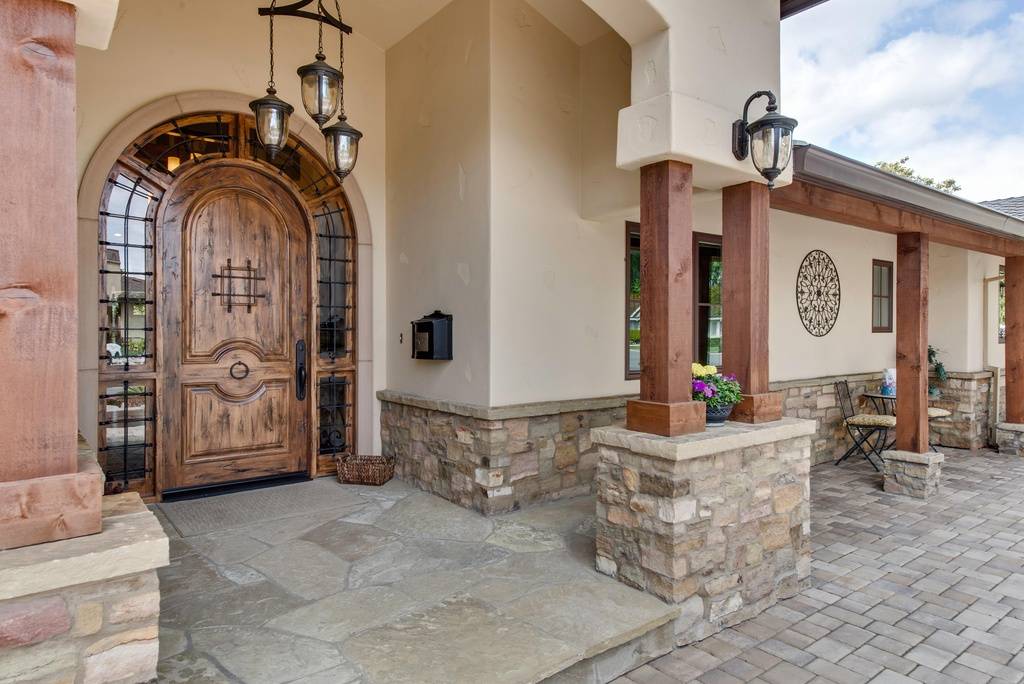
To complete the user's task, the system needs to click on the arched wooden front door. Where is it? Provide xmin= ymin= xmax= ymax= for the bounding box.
xmin=94 ymin=112 xmax=357 ymax=499
xmin=158 ymin=160 xmax=310 ymax=490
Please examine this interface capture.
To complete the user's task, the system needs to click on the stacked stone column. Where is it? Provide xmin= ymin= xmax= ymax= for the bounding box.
xmin=592 ymin=420 xmax=814 ymax=645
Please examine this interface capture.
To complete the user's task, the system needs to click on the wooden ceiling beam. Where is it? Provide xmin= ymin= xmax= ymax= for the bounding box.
xmin=771 ymin=179 xmax=1024 ymax=258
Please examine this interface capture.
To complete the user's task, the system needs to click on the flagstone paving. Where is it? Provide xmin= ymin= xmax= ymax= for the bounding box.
xmin=152 ymin=478 xmax=677 ymax=684
xmin=153 ymin=448 xmax=1024 ymax=683
xmin=617 ymin=448 xmax=1024 ymax=684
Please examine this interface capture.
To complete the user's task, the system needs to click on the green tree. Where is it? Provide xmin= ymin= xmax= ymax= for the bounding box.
xmin=875 ymin=157 xmax=962 ymax=194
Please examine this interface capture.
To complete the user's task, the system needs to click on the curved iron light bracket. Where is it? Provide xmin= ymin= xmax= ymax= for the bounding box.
xmin=258 ymin=0 xmax=352 ymax=34
xmin=732 ymin=90 xmax=776 ymax=161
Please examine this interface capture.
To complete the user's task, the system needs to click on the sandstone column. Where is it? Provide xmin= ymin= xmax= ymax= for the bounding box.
xmin=0 ymin=0 xmax=102 ymax=549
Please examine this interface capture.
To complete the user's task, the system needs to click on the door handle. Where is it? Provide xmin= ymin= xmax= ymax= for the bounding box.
xmin=296 ymin=339 xmax=307 ymax=401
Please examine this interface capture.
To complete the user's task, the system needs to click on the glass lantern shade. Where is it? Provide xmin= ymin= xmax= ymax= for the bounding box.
xmin=249 ymin=90 xmax=294 ymax=160
xmin=297 ymin=55 xmax=342 ymax=127
xmin=746 ymin=111 xmax=798 ymax=186
xmin=323 ymin=116 xmax=363 ymax=180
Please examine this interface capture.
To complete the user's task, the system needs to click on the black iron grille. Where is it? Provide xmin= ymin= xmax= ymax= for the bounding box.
xmin=98 ymin=381 xmax=154 ymax=490
xmin=99 ymin=174 xmax=158 ymax=371
xmin=318 ymin=375 xmax=352 ymax=455
xmin=315 ymin=202 xmax=354 ymax=359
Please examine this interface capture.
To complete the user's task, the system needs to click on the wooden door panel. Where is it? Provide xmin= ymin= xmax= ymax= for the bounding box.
xmin=183 ymin=381 xmax=290 ymax=460
xmin=185 ymin=191 xmax=288 ymax=361
xmin=158 ymin=160 xmax=311 ymax=492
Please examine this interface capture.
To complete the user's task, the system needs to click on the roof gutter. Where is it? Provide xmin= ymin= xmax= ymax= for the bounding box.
xmin=780 ymin=0 xmax=832 ymax=19
xmin=791 ymin=143 xmax=1024 ymax=243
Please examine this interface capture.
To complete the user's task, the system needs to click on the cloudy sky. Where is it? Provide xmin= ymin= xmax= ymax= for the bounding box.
xmin=781 ymin=0 xmax=1024 ymax=202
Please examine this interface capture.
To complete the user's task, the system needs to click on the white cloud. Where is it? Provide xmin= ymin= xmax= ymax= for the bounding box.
xmin=782 ymin=1 xmax=1024 ymax=201
xmin=933 ymin=0 xmax=1005 ymax=30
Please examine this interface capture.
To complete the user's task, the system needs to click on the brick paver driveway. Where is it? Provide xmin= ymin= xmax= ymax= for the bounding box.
xmin=618 ymin=449 xmax=1024 ymax=684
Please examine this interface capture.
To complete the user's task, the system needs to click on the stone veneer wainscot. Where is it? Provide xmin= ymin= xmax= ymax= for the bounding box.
xmin=592 ymin=418 xmax=816 ymax=645
xmin=774 ymin=370 xmax=999 ymax=465
xmin=379 ymin=390 xmax=631 ymax=514
xmin=0 ymin=489 xmax=169 ymax=683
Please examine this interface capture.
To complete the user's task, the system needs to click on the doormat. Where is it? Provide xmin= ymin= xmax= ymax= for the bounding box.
xmin=156 ymin=477 xmax=366 ymax=537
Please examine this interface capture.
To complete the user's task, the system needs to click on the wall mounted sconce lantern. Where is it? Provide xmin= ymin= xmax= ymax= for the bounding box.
xmin=732 ymin=90 xmax=798 ymax=188
xmin=253 ymin=0 xmax=361 ymax=179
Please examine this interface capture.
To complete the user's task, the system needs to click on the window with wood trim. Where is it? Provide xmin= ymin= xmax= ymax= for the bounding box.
xmin=872 ymin=259 xmax=893 ymax=332
xmin=625 ymin=222 xmax=641 ymax=379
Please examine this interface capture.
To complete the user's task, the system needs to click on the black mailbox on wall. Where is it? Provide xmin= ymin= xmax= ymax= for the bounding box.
xmin=411 ymin=311 xmax=453 ymax=360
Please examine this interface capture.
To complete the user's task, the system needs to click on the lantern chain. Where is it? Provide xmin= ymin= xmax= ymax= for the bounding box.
xmin=268 ymin=0 xmax=277 ymax=91
xmin=316 ymin=0 xmax=325 ymax=58
xmin=336 ymin=0 xmax=345 ymax=118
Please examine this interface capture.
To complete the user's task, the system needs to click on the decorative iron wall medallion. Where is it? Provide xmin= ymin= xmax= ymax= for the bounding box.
xmin=795 ymin=250 xmax=840 ymax=337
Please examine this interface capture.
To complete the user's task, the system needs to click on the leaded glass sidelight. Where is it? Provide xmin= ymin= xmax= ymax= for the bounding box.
xmin=318 ymin=374 xmax=353 ymax=457
xmin=315 ymin=200 xmax=355 ymax=360
xmin=99 ymin=171 xmax=158 ymax=371
xmin=97 ymin=380 xmax=155 ymax=496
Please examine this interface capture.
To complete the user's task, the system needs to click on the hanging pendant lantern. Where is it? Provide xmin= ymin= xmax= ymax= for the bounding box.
xmin=250 ymin=88 xmax=294 ymax=161
xmin=297 ymin=53 xmax=342 ymax=127
xmin=254 ymin=0 xmax=361 ymax=170
xmin=324 ymin=115 xmax=362 ymax=180
xmin=250 ymin=0 xmax=292 ymax=161
xmin=322 ymin=0 xmax=360 ymax=180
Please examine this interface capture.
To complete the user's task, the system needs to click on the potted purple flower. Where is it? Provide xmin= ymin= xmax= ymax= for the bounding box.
xmin=691 ymin=363 xmax=743 ymax=426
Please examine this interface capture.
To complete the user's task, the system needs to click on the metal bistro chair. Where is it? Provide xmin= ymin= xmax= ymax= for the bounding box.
xmin=834 ymin=380 xmax=895 ymax=471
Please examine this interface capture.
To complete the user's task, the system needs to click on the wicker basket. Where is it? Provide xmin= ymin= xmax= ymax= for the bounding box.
xmin=335 ymin=454 xmax=395 ymax=486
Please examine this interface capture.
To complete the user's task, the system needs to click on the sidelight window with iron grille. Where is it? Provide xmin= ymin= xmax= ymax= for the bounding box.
xmin=97 ymin=381 xmax=155 ymax=493
xmin=318 ymin=374 xmax=353 ymax=458
xmin=315 ymin=200 xmax=355 ymax=360
xmin=99 ymin=171 xmax=159 ymax=371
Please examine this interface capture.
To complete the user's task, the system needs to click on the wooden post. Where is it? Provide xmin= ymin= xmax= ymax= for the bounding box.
xmin=895 ymin=232 xmax=930 ymax=453
xmin=722 ymin=182 xmax=782 ymax=423
xmin=0 ymin=0 xmax=102 ymax=549
xmin=1006 ymin=256 xmax=1024 ymax=423
xmin=626 ymin=161 xmax=705 ymax=436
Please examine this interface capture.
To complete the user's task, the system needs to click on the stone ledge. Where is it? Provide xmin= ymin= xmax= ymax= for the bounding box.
xmin=0 ymin=493 xmax=168 ymax=602
xmin=882 ymin=450 xmax=945 ymax=465
xmin=378 ymin=389 xmax=635 ymax=421
xmin=769 ymin=371 xmax=882 ymax=392
xmin=996 ymin=422 xmax=1024 ymax=433
xmin=591 ymin=418 xmax=816 ymax=462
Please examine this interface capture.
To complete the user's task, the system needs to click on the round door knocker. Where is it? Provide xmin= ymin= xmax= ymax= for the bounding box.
xmin=229 ymin=361 xmax=250 ymax=380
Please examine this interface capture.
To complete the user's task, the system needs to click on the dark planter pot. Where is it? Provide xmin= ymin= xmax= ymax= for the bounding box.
xmin=705 ymin=404 xmax=734 ymax=426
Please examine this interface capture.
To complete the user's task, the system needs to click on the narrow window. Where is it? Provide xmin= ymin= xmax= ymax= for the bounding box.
xmin=625 ymin=222 xmax=641 ymax=379
xmin=872 ymin=259 xmax=893 ymax=332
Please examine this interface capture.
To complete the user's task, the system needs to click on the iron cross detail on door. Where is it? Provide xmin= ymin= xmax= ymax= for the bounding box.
xmin=211 ymin=258 xmax=267 ymax=313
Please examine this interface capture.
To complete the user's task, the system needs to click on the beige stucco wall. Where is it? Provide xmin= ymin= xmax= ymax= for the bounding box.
xmin=616 ymin=0 xmax=786 ymax=190
xmin=386 ymin=0 xmax=492 ymax=405
xmin=75 ymin=0 xmax=387 ymax=454
xmin=580 ymin=32 xmax=637 ymax=220
xmin=489 ymin=0 xmax=640 ymax=405
xmin=768 ymin=211 xmax=897 ymax=381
